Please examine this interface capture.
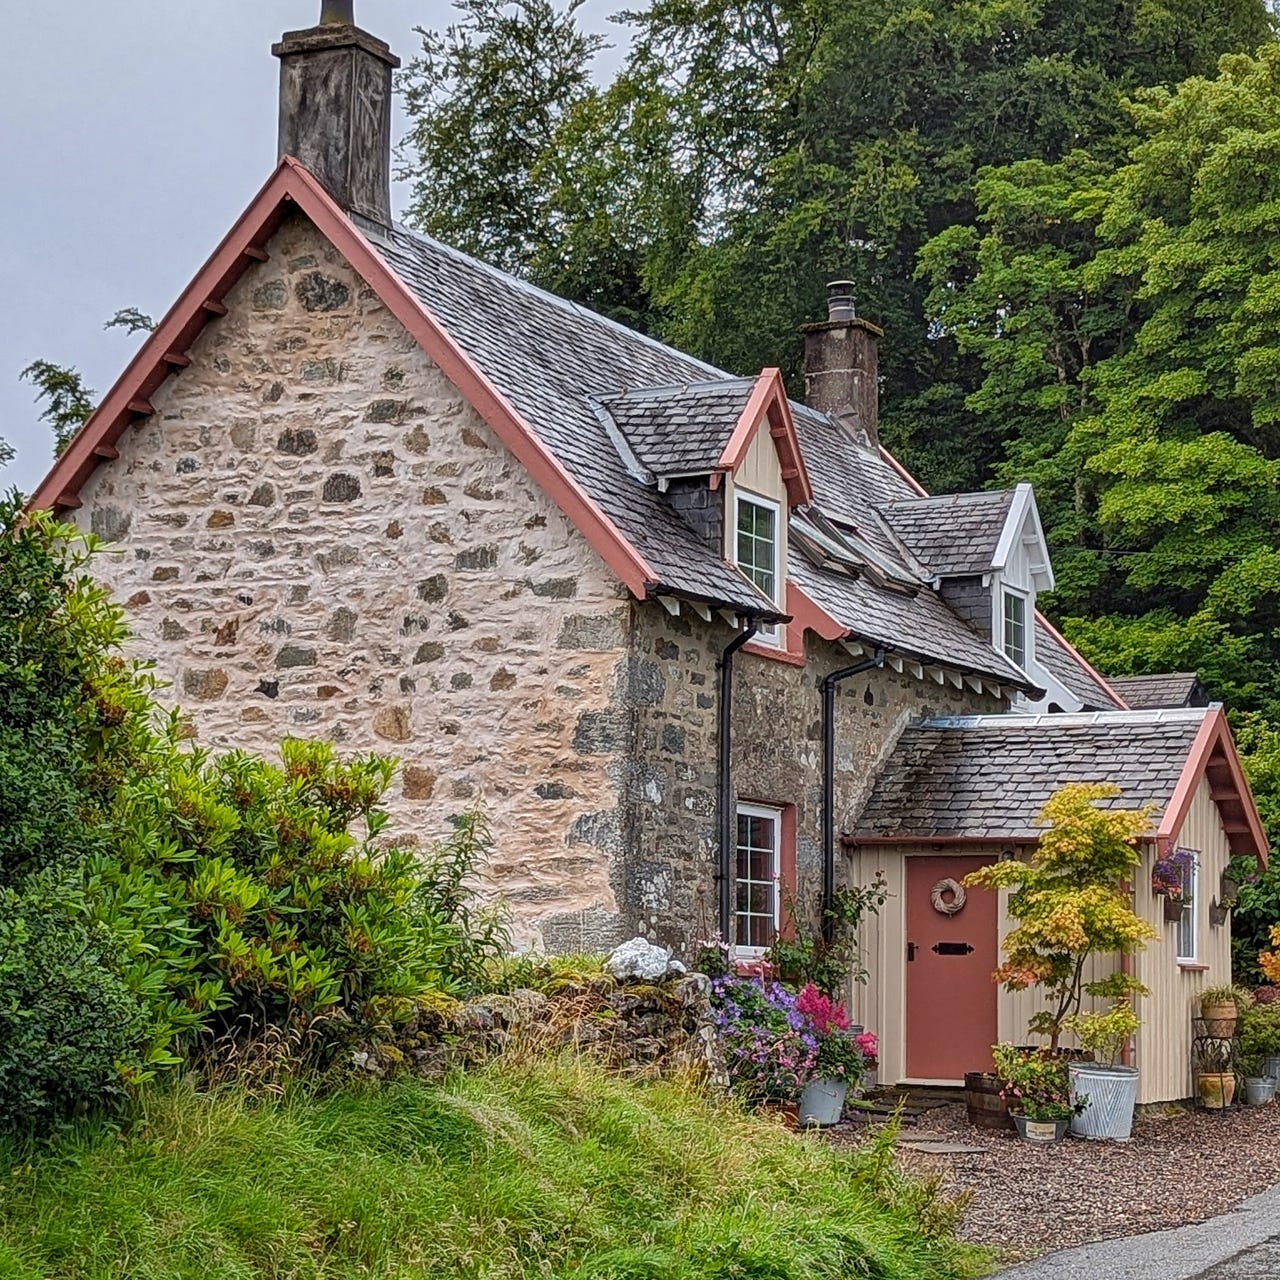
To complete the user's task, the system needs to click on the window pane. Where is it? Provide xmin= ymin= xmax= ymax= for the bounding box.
xmin=736 ymin=498 xmax=778 ymax=604
xmin=1177 ymin=860 xmax=1197 ymax=960
xmin=1003 ymin=591 xmax=1026 ymax=667
xmin=734 ymin=807 xmax=779 ymax=951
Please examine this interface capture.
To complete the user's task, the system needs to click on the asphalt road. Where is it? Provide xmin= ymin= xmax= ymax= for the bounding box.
xmin=994 ymin=1184 xmax=1280 ymax=1280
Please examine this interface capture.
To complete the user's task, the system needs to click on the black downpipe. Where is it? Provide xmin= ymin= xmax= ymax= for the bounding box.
xmin=717 ymin=620 xmax=759 ymax=941
xmin=821 ymin=647 xmax=886 ymax=942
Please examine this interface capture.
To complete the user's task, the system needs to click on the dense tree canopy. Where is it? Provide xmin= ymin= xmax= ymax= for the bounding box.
xmin=401 ymin=0 xmax=1273 ymax=489
xmin=923 ymin=49 xmax=1280 ymax=724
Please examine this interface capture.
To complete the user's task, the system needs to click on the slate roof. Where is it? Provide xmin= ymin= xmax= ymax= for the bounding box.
xmin=1108 ymin=673 xmax=1205 ymax=710
xmin=1034 ymin=620 xmax=1124 ymax=711
xmin=878 ymin=490 xmax=1016 ymax=576
xmin=596 ymin=379 xmax=755 ymax=479
xmin=853 ymin=709 xmax=1207 ymax=840
xmin=357 ymin=216 xmax=1093 ymax=694
xmin=366 ymin=222 xmax=781 ymax=617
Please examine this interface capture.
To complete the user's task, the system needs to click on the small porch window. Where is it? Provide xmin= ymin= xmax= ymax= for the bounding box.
xmin=734 ymin=492 xmax=781 ymax=646
xmin=1002 ymin=589 xmax=1027 ymax=669
xmin=1177 ymin=854 xmax=1198 ymax=963
xmin=734 ymin=803 xmax=781 ymax=957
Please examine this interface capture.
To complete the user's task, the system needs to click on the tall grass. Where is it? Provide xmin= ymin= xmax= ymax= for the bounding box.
xmin=0 ymin=1057 xmax=989 ymax=1279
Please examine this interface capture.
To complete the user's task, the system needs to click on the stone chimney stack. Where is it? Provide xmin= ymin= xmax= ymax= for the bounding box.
xmin=802 ymin=281 xmax=883 ymax=449
xmin=273 ymin=2 xmax=401 ymax=226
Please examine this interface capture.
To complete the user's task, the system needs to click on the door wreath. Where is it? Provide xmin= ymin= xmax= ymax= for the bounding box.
xmin=930 ymin=878 xmax=966 ymax=915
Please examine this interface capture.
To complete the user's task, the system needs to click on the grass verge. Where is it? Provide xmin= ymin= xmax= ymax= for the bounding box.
xmin=0 ymin=1056 xmax=989 ymax=1279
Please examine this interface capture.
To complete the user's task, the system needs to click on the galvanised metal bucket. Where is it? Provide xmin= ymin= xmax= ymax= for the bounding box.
xmin=798 ymin=1078 xmax=848 ymax=1127
xmin=1069 ymin=1063 xmax=1139 ymax=1140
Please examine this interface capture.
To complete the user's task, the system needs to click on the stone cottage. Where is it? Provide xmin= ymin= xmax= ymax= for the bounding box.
xmin=31 ymin=6 xmax=1268 ymax=1095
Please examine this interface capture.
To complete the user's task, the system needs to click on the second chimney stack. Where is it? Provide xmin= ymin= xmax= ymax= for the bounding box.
xmin=802 ymin=281 xmax=882 ymax=449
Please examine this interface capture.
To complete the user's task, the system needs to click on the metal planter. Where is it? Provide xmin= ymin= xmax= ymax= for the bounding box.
xmin=1069 ymin=1063 xmax=1139 ymax=1140
xmin=798 ymin=1078 xmax=848 ymax=1127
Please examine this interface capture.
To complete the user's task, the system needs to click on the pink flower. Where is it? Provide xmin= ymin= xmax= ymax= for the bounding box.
xmin=797 ymin=983 xmax=850 ymax=1034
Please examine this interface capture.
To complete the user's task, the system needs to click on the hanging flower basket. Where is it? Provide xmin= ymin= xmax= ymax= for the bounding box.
xmin=1153 ymin=849 xmax=1196 ymax=920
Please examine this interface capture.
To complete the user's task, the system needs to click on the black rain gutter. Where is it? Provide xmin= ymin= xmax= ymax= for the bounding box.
xmin=821 ymin=646 xmax=886 ymax=943
xmin=717 ymin=618 xmax=759 ymax=941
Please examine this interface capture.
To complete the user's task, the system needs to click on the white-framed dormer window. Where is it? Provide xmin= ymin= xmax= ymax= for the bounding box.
xmin=734 ymin=491 xmax=782 ymax=646
xmin=734 ymin=803 xmax=781 ymax=957
xmin=1002 ymin=587 xmax=1028 ymax=669
xmin=1177 ymin=853 xmax=1199 ymax=963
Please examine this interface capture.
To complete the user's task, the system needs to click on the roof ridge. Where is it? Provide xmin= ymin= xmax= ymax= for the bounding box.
xmin=921 ymin=706 xmax=1216 ymax=731
xmin=366 ymin=217 xmax=731 ymax=382
xmin=880 ymin=489 xmax=1016 ymax=510
xmin=601 ymin=376 xmax=756 ymax=402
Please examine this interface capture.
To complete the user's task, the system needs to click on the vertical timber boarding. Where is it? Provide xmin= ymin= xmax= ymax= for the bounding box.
xmin=851 ymin=791 xmax=1234 ymax=1103
xmin=1132 ymin=777 xmax=1234 ymax=1104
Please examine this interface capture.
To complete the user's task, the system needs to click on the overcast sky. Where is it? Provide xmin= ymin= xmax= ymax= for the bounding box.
xmin=0 ymin=2 xmax=624 ymax=493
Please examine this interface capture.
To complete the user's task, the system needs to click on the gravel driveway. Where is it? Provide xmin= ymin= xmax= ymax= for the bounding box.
xmin=829 ymin=1101 xmax=1280 ymax=1264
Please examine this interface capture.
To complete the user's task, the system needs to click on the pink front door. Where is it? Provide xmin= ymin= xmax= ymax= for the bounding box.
xmin=904 ymin=856 xmax=998 ymax=1081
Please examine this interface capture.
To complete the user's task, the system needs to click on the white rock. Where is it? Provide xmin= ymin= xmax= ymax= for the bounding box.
xmin=607 ymin=936 xmax=678 ymax=981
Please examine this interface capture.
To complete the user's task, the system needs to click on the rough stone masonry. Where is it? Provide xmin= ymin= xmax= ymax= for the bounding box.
xmin=74 ymin=212 xmax=634 ymax=947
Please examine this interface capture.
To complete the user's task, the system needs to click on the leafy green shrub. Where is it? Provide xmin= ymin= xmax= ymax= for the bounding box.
xmin=0 ymin=497 xmax=157 ymax=1130
xmin=0 ymin=874 xmax=145 ymax=1128
xmin=91 ymin=741 xmax=509 ymax=1063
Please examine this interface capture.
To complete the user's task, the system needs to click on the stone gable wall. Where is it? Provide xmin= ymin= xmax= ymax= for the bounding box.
xmin=620 ymin=601 xmax=1005 ymax=954
xmin=72 ymin=212 xmax=633 ymax=949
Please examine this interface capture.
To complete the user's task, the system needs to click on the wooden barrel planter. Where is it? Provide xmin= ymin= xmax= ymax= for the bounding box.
xmin=964 ymin=1072 xmax=1014 ymax=1131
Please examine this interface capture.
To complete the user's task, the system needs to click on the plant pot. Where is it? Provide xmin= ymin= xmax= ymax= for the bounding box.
xmin=1069 ymin=1063 xmax=1139 ymax=1140
xmin=863 ymin=1065 xmax=878 ymax=1092
xmin=798 ymin=1079 xmax=848 ymax=1127
xmin=1163 ymin=895 xmax=1185 ymax=923
xmin=1197 ymin=1072 xmax=1236 ymax=1109
xmin=1201 ymin=1002 xmax=1239 ymax=1038
xmin=1011 ymin=1114 xmax=1069 ymax=1142
xmin=964 ymin=1071 xmax=1015 ymax=1131
xmin=1263 ymin=1054 xmax=1280 ymax=1082
xmin=1244 ymin=1076 xmax=1276 ymax=1106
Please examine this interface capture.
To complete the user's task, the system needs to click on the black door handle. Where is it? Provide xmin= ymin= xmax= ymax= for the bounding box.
xmin=907 ymin=942 xmax=917 ymax=961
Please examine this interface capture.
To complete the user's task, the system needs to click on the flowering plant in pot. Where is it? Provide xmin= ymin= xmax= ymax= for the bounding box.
xmin=1151 ymin=850 xmax=1192 ymax=900
xmin=854 ymin=1030 xmax=879 ymax=1088
xmin=795 ymin=983 xmax=862 ymax=1126
xmin=991 ymin=1043 xmax=1084 ymax=1142
xmin=709 ymin=976 xmax=817 ymax=1116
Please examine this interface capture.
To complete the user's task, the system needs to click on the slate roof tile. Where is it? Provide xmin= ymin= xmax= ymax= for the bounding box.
xmin=361 ymin=218 xmax=1112 ymax=697
xmin=877 ymin=490 xmax=1016 ymax=576
xmin=854 ymin=709 xmax=1206 ymax=839
xmin=597 ymin=379 xmax=755 ymax=478
xmin=1108 ymin=673 xmax=1204 ymax=709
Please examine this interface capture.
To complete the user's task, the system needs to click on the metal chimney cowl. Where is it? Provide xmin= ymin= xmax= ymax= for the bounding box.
xmin=273 ymin=7 xmax=400 ymax=226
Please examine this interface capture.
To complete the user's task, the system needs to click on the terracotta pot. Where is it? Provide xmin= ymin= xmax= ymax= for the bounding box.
xmin=1201 ymin=1002 xmax=1239 ymax=1038
xmin=1197 ymin=1071 xmax=1237 ymax=1109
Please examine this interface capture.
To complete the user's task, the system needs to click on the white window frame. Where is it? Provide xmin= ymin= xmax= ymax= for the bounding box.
xmin=733 ymin=490 xmax=783 ymax=648
xmin=1000 ymin=585 xmax=1029 ymax=670
xmin=733 ymin=802 xmax=782 ymax=959
xmin=1177 ymin=854 xmax=1199 ymax=963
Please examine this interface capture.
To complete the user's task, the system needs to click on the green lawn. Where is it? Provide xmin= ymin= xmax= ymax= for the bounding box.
xmin=0 ymin=1057 xmax=989 ymax=1279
